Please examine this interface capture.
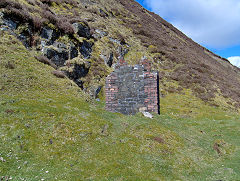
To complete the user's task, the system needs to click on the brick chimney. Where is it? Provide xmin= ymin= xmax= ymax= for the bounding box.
xmin=141 ymin=58 xmax=152 ymax=71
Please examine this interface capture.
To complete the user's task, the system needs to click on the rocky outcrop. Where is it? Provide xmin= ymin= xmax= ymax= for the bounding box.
xmin=72 ymin=22 xmax=91 ymax=39
xmin=0 ymin=11 xmax=96 ymax=91
xmin=80 ymin=40 xmax=93 ymax=59
xmin=90 ymin=85 xmax=102 ymax=98
xmin=67 ymin=62 xmax=90 ymax=80
xmin=40 ymin=27 xmax=59 ymax=45
xmin=62 ymin=59 xmax=91 ymax=88
xmin=101 ymin=52 xmax=113 ymax=67
xmin=0 ymin=12 xmax=17 ymax=30
xmin=0 ymin=4 xmax=135 ymax=99
xmin=92 ymin=29 xmax=108 ymax=39
xmin=43 ymin=42 xmax=69 ymax=67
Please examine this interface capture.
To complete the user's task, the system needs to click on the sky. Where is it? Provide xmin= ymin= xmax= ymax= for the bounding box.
xmin=135 ymin=0 xmax=240 ymax=67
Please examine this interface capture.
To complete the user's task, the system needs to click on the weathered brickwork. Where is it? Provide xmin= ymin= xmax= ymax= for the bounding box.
xmin=106 ymin=59 xmax=159 ymax=115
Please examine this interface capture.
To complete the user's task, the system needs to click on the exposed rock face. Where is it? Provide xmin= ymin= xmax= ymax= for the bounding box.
xmin=18 ymin=25 xmax=33 ymax=48
xmin=80 ymin=40 xmax=93 ymax=59
xmin=117 ymin=46 xmax=129 ymax=58
xmin=0 ymin=5 xmax=127 ymax=97
xmin=92 ymin=29 xmax=108 ymax=39
xmin=0 ymin=13 xmax=17 ymax=30
xmin=0 ymin=12 xmax=94 ymax=66
xmin=41 ymin=27 xmax=54 ymax=40
xmin=101 ymin=52 xmax=113 ymax=67
xmin=67 ymin=63 xmax=90 ymax=80
xmin=43 ymin=42 xmax=69 ymax=67
xmin=40 ymin=27 xmax=59 ymax=45
xmin=43 ymin=42 xmax=79 ymax=67
xmin=2 ymin=18 xmax=17 ymax=30
xmin=70 ymin=43 xmax=79 ymax=59
xmin=0 ymin=2 xmax=108 ymax=96
xmin=64 ymin=59 xmax=91 ymax=88
xmin=87 ymin=85 xmax=103 ymax=98
xmin=72 ymin=23 xmax=91 ymax=39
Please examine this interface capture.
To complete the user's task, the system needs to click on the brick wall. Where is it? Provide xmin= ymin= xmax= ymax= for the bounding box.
xmin=105 ymin=59 xmax=159 ymax=115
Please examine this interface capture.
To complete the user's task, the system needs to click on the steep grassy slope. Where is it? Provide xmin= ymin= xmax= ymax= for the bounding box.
xmin=1 ymin=31 xmax=240 ymax=180
xmin=117 ymin=0 xmax=240 ymax=109
xmin=1 ymin=0 xmax=240 ymax=110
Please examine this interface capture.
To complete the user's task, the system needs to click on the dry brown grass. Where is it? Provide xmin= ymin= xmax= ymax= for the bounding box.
xmin=35 ymin=55 xmax=57 ymax=69
xmin=51 ymin=70 xmax=65 ymax=78
xmin=118 ymin=0 xmax=240 ymax=108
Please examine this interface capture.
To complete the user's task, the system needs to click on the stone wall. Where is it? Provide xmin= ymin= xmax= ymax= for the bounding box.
xmin=105 ymin=59 xmax=159 ymax=115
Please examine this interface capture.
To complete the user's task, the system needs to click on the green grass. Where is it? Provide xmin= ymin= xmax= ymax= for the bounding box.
xmin=1 ymin=31 xmax=240 ymax=180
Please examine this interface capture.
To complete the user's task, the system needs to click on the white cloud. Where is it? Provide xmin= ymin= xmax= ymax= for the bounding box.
xmin=144 ymin=0 xmax=240 ymax=49
xmin=228 ymin=56 xmax=240 ymax=67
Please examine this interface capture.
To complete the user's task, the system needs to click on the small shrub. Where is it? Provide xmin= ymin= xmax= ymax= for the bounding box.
xmin=133 ymin=28 xmax=152 ymax=38
xmin=0 ymin=0 xmax=9 ymax=8
xmin=26 ymin=0 xmax=36 ymax=6
xmin=35 ymin=56 xmax=57 ymax=69
xmin=152 ymin=136 xmax=165 ymax=144
xmin=57 ymin=20 xmax=74 ymax=34
xmin=62 ymin=0 xmax=77 ymax=6
xmin=87 ymin=7 xmax=98 ymax=15
xmin=38 ymin=1 xmax=50 ymax=10
xmin=158 ymin=72 xmax=165 ymax=80
xmin=167 ymin=86 xmax=178 ymax=93
xmin=69 ymin=17 xmax=86 ymax=24
xmin=7 ymin=1 xmax=22 ymax=9
xmin=52 ymin=70 xmax=65 ymax=78
xmin=194 ymin=86 xmax=205 ymax=94
xmin=5 ymin=109 xmax=15 ymax=114
xmin=40 ymin=0 xmax=56 ymax=5
xmin=148 ymin=45 xmax=158 ymax=53
xmin=5 ymin=7 xmax=31 ymax=22
xmin=5 ymin=61 xmax=15 ymax=69
xmin=111 ymin=8 xmax=120 ymax=16
xmin=43 ymin=11 xmax=58 ymax=24
xmin=40 ymin=0 xmax=77 ymax=6
xmin=213 ymin=142 xmax=221 ymax=155
xmin=31 ymin=16 xmax=45 ymax=31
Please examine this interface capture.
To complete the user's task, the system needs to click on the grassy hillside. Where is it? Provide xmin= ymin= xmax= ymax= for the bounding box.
xmin=1 ymin=31 xmax=240 ymax=180
xmin=1 ymin=0 xmax=240 ymax=109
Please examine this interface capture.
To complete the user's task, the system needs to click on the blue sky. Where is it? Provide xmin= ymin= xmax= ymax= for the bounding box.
xmin=136 ymin=0 xmax=240 ymax=67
